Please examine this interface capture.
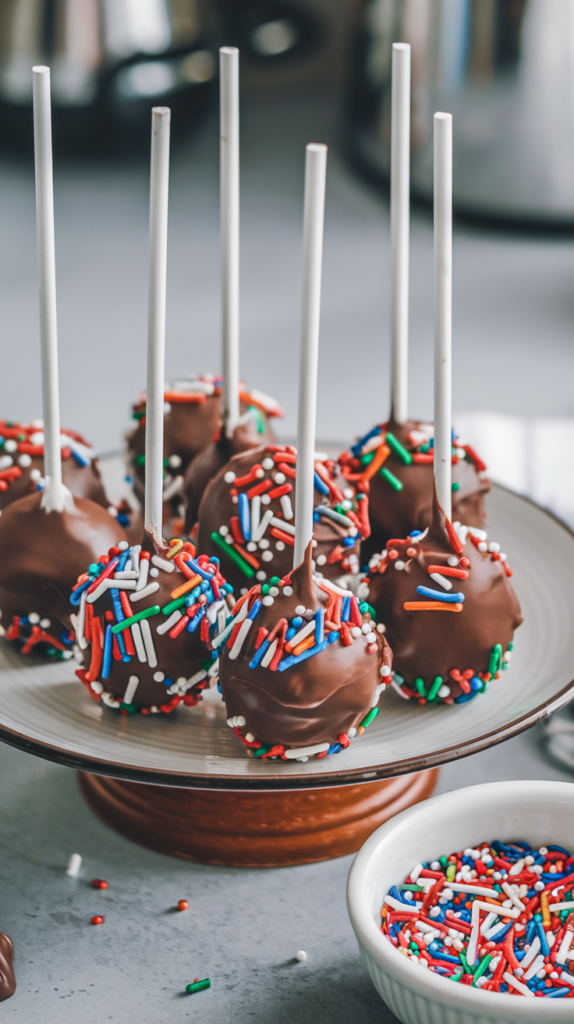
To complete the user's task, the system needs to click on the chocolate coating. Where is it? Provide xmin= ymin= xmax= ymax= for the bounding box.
xmin=184 ymin=419 xmax=276 ymax=532
xmin=365 ymin=505 xmax=522 ymax=704
xmin=340 ymin=419 xmax=490 ymax=563
xmin=196 ymin=445 xmax=364 ymax=595
xmin=0 ymin=420 xmax=108 ymax=512
xmin=76 ymin=534 xmax=232 ymax=712
xmin=128 ymin=378 xmax=279 ymax=532
xmin=219 ymin=546 xmax=391 ymax=751
xmin=0 ymin=491 xmax=127 ymax=654
xmin=0 ymin=933 xmax=15 ymax=1002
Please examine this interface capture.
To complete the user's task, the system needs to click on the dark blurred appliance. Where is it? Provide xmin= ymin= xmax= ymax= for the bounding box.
xmin=348 ymin=0 xmax=574 ymax=226
xmin=0 ymin=0 xmax=218 ymax=147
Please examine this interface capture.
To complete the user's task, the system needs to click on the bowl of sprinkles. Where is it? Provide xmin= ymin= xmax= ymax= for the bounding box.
xmin=347 ymin=781 xmax=574 ymax=1023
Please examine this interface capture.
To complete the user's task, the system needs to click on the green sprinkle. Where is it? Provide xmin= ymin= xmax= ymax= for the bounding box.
xmin=414 ymin=677 xmax=427 ymax=698
xmin=261 ymin=584 xmax=270 ymax=595
xmin=439 ymin=856 xmax=448 ymax=869
xmin=254 ymin=745 xmax=272 ymax=758
xmin=409 ymin=942 xmax=419 ymax=953
xmin=360 ymin=707 xmax=379 ymax=729
xmin=136 ymin=453 xmax=145 ymax=465
xmin=488 ymin=643 xmax=503 ymax=677
xmin=472 ymin=954 xmax=492 ymax=985
xmin=210 ymin=532 xmax=255 ymax=578
xmin=359 ymin=601 xmax=376 ymax=618
xmin=88 ymin=564 xmax=100 ymax=575
xmin=508 ymin=641 xmax=514 ymax=651
xmin=119 ymin=702 xmax=137 ymax=715
xmin=427 ymin=676 xmax=443 ymax=701
xmin=269 ymin=576 xmax=280 ymax=586
xmin=162 ymin=595 xmax=188 ymax=615
xmin=451 ymin=972 xmax=464 ymax=983
xmin=360 ymin=451 xmax=375 ymax=466
xmin=501 ymin=661 xmax=508 ymax=670
xmin=248 ymin=405 xmax=265 ymax=434
xmin=451 ymin=482 xmax=460 ymax=492
xmin=185 ymin=979 xmax=210 ymax=994
xmin=380 ymin=466 xmax=403 ymax=491
xmin=446 ymin=863 xmax=456 ymax=882
xmin=111 ymin=605 xmax=160 ymax=633
xmin=459 ymin=950 xmax=472 ymax=975
xmin=399 ymin=883 xmax=424 ymax=892
xmin=385 ymin=432 xmax=413 ymax=465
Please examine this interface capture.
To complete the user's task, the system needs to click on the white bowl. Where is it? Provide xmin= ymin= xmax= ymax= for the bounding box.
xmin=347 ymin=780 xmax=574 ymax=1024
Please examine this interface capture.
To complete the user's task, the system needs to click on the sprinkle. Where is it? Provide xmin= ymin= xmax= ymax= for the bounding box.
xmin=130 ymin=582 xmax=160 ymax=603
xmin=403 ymin=602 xmax=463 ymax=612
xmin=283 ymin=743 xmax=330 ymax=759
xmin=91 ymin=916 xmax=104 ymax=926
xmin=185 ymin=979 xmax=210 ymax=994
xmin=380 ymin=467 xmax=403 ymax=490
xmin=295 ymin=951 xmax=308 ymax=962
xmin=66 ymin=853 xmax=82 ymax=877
xmin=415 ymin=587 xmax=465 ymax=603
xmin=111 ymin=605 xmax=160 ymax=633
xmin=385 ymin=432 xmax=413 ymax=465
xmin=427 ymin=565 xmax=469 ymax=580
xmin=210 ymin=532 xmax=255 ymax=578
xmin=139 ymin=619 xmax=157 ymax=667
xmin=152 ymin=555 xmax=174 ymax=573
xmin=178 ymin=900 xmax=189 ymax=911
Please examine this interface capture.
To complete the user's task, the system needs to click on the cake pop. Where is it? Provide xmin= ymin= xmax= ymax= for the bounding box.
xmin=339 ymin=419 xmax=489 ymax=562
xmin=128 ymin=375 xmax=282 ymax=532
xmin=0 ymin=68 xmax=129 ymax=657
xmin=364 ymin=506 xmax=521 ymax=704
xmin=0 ymin=419 xmax=110 ymax=511
xmin=0 ymin=932 xmax=15 ymax=1002
xmin=0 ymin=489 xmax=128 ymax=657
xmin=364 ymin=112 xmax=522 ymax=706
xmin=195 ymin=443 xmax=370 ymax=595
xmin=218 ymin=543 xmax=390 ymax=758
xmin=73 ymin=536 xmax=234 ymax=713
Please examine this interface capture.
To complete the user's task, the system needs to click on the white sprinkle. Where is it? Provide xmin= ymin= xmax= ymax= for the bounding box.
xmin=280 ymin=494 xmax=294 ymax=520
xmin=149 ymin=567 xmax=159 ymax=577
xmin=295 ymin=605 xmax=306 ymax=614
xmin=131 ymin=622 xmax=147 ymax=662
xmin=123 ymin=675 xmax=140 ymax=704
xmin=274 ymin=472 xmax=286 ymax=485
xmin=219 ymin=525 xmax=229 ymax=536
xmin=261 ymin=494 xmax=271 ymax=505
xmin=157 ymin=610 xmax=182 ymax=634
xmin=284 ymin=743 xmax=330 ymax=760
xmin=152 ymin=555 xmax=174 ymax=573
xmin=262 ymin=595 xmax=274 ymax=606
xmin=283 ymin=585 xmax=293 ymax=596
xmin=295 ymin=951 xmax=307 ymax=962
xmin=135 ymin=557 xmax=150 ymax=592
xmin=394 ymin=560 xmax=405 ymax=570
xmin=139 ymin=618 xmax=157 ymax=667
xmin=18 ymin=453 xmax=32 ymax=468
xmin=66 ymin=853 xmax=82 ymax=877
xmin=224 ymin=471 xmax=236 ymax=483
xmin=130 ymin=582 xmax=160 ymax=603
xmin=447 ymin=556 xmax=459 ymax=566
xmin=270 ymin=516 xmax=295 ymax=536
xmin=262 ymin=458 xmax=274 ymax=470
xmin=429 ymin=572 xmax=453 ymax=591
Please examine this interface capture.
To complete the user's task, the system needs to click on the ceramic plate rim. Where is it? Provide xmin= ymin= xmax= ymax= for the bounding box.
xmin=0 ymin=484 xmax=572 ymax=791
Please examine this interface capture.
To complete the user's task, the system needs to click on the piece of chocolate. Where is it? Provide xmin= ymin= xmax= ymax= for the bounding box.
xmin=339 ymin=419 xmax=490 ymax=563
xmin=0 ymin=490 xmax=128 ymax=657
xmin=0 ymin=932 xmax=15 ymax=1002
xmin=365 ymin=501 xmax=522 ymax=705
xmin=0 ymin=420 xmax=109 ymax=511
xmin=195 ymin=444 xmax=369 ymax=596
xmin=73 ymin=534 xmax=235 ymax=714
xmin=218 ymin=544 xmax=391 ymax=757
xmin=128 ymin=376 xmax=282 ymax=533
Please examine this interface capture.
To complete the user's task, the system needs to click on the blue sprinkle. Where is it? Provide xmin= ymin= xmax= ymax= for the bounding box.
xmin=249 ymin=639 xmax=270 ymax=669
xmin=409 ymin=530 xmax=422 ymax=538
xmin=247 ymin=599 xmax=262 ymax=621
xmin=277 ymin=632 xmax=339 ymax=672
xmin=71 ymin=450 xmax=90 ymax=467
xmin=238 ymin=492 xmax=251 ymax=541
xmin=70 ymin=579 xmax=91 ymax=606
xmin=101 ymin=625 xmax=113 ymax=680
xmin=187 ymin=609 xmax=205 ymax=633
xmin=163 ymin=677 xmax=173 ymax=688
xmin=350 ymin=424 xmax=382 ymax=457
xmin=314 ymin=471 xmax=329 ymax=496
xmin=327 ymin=743 xmax=342 ymax=755
xmin=343 ymin=536 xmax=355 ymax=547
xmin=416 ymin=586 xmax=465 ymax=603
xmin=291 ymin=617 xmax=303 ymax=629
xmin=341 ymin=596 xmax=351 ymax=621
xmin=470 ymin=676 xmax=483 ymax=691
xmin=315 ymin=608 xmax=324 ymax=644
xmin=536 ymin=919 xmax=550 ymax=957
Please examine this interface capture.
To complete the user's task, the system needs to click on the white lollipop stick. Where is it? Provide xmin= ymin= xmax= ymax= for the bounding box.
xmin=144 ymin=106 xmax=171 ymax=548
xmin=33 ymin=66 xmax=64 ymax=513
xmin=220 ymin=47 xmax=240 ymax=438
xmin=390 ymin=43 xmax=411 ymax=425
xmin=293 ymin=143 xmax=328 ymax=569
xmin=433 ymin=112 xmax=453 ymax=521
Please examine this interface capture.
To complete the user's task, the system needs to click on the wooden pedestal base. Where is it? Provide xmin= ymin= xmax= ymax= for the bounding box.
xmin=78 ymin=768 xmax=438 ymax=867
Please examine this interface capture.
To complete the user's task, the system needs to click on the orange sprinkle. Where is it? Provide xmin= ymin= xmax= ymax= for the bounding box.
xmin=403 ymin=602 xmax=463 ymax=612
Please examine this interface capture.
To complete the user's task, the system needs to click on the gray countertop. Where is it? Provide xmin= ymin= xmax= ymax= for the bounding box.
xmin=1 ymin=721 xmax=573 ymax=1023
xmin=1 ymin=87 xmax=574 ymax=1022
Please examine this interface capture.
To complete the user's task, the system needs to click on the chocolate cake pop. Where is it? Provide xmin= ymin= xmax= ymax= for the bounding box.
xmin=128 ymin=375 xmax=282 ymax=533
xmin=218 ymin=544 xmax=391 ymax=759
xmin=364 ymin=503 xmax=522 ymax=705
xmin=195 ymin=443 xmax=370 ymax=596
xmin=72 ymin=536 xmax=234 ymax=713
xmin=0 ymin=932 xmax=15 ymax=1002
xmin=0 ymin=489 xmax=127 ymax=657
xmin=0 ymin=419 xmax=110 ymax=511
xmin=339 ymin=419 xmax=490 ymax=563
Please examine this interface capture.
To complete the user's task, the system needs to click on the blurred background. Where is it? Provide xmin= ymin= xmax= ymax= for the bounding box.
xmin=1 ymin=0 xmax=574 ymax=523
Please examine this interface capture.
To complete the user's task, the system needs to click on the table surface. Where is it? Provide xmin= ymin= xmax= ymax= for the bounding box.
xmin=2 ymin=87 xmax=574 ymax=1022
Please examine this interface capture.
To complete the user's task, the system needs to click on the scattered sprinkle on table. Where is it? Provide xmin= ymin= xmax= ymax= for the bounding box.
xmin=296 ymin=950 xmax=308 ymax=962
xmin=90 ymin=916 xmax=104 ymax=926
xmin=381 ymin=839 xmax=574 ymax=997
xmin=185 ymin=978 xmax=210 ymax=994
xmin=178 ymin=900 xmax=188 ymax=911
xmin=66 ymin=853 xmax=82 ymax=877
xmin=91 ymin=879 xmax=108 ymax=889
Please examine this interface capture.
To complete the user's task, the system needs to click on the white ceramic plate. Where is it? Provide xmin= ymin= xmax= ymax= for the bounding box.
xmin=0 ymin=484 xmax=572 ymax=790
